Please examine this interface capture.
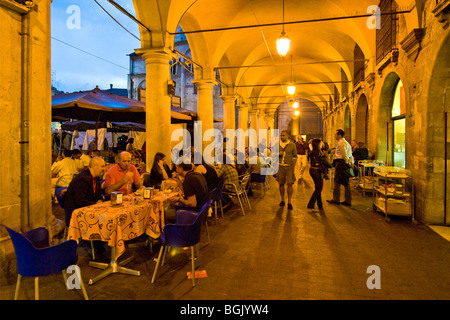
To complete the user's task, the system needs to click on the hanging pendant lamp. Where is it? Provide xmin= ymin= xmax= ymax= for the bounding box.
xmin=276 ymin=0 xmax=290 ymax=57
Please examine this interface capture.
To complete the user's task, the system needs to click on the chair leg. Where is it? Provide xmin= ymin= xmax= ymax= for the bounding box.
xmin=220 ymin=200 xmax=223 ymax=218
xmin=74 ymin=265 xmax=89 ymax=300
xmin=237 ymin=194 xmax=245 ymax=215
xmin=90 ymin=240 xmax=96 ymax=260
xmin=190 ymin=246 xmax=196 ymax=287
xmin=35 ymin=277 xmax=39 ymax=300
xmin=151 ymin=245 xmax=164 ymax=283
xmin=14 ymin=275 xmax=21 ymax=300
xmin=204 ymin=220 xmax=210 ymax=245
xmin=62 ymin=270 xmax=69 ymax=290
xmin=161 ymin=246 xmax=169 ymax=266
xmin=243 ymin=190 xmax=251 ymax=209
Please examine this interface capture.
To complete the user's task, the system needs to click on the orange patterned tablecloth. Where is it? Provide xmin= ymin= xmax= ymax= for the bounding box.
xmin=68 ymin=192 xmax=179 ymax=258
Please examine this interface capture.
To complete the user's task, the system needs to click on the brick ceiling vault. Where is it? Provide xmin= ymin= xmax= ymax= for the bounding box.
xmin=133 ymin=0 xmax=421 ymax=115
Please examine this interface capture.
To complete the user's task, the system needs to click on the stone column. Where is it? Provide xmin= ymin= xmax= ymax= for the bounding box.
xmin=249 ymin=108 xmax=258 ymax=149
xmin=291 ymin=115 xmax=300 ymax=136
xmin=221 ymin=95 xmax=236 ymax=132
xmin=258 ymin=109 xmax=266 ymax=131
xmin=265 ymin=109 xmax=276 ymax=148
xmin=238 ymin=102 xmax=249 ymax=148
xmin=192 ymin=79 xmax=215 ymax=153
xmin=136 ymin=47 xmax=173 ymax=167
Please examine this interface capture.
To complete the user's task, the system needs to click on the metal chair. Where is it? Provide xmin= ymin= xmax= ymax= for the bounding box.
xmin=223 ymin=173 xmax=251 ymax=215
xmin=151 ymin=200 xmax=212 ymax=287
xmin=1 ymin=224 xmax=89 ymax=300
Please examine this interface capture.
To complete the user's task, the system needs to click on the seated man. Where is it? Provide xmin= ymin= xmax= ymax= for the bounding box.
xmin=64 ymin=157 xmax=106 ymax=209
xmin=104 ymin=151 xmax=141 ymax=195
xmin=72 ymin=149 xmax=91 ymax=171
xmin=51 ymin=149 xmax=79 ymax=191
xmin=166 ymin=160 xmax=209 ymax=224
xmin=217 ymin=153 xmax=239 ymax=205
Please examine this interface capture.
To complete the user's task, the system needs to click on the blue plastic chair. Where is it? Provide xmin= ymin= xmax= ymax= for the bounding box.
xmin=55 ymin=187 xmax=96 ymax=260
xmin=250 ymin=173 xmax=267 ymax=197
xmin=1 ymin=225 xmax=88 ymax=300
xmin=151 ymin=200 xmax=212 ymax=287
xmin=210 ymin=177 xmax=225 ymax=219
xmin=55 ymin=187 xmax=74 ymax=230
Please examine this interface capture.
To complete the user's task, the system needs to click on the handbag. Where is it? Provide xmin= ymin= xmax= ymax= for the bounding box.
xmin=347 ymin=166 xmax=355 ymax=177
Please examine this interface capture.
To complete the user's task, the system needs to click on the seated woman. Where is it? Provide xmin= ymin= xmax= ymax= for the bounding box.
xmin=192 ymin=152 xmax=220 ymax=192
xmin=143 ymin=152 xmax=173 ymax=189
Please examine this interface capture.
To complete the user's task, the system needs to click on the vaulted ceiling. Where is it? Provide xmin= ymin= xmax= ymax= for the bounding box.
xmin=133 ymin=0 xmax=422 ymax=115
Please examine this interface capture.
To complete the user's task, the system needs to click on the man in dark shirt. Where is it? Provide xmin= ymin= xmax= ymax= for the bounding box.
xmin=165 ymin=161 xmax=209 ymax=223
xmin=174 ymin=162 xmax=208 ymax=212
xmin=64 ymin=157 xmax=106 ymax=209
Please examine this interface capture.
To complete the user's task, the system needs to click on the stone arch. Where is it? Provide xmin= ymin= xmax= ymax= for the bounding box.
xmin=355 ymin=94 xmax=369 ymax=145
xmin=426 ymin=32 xmax=450 ymax=225
xmin=377 ymin=72 xmax=402 ymax=165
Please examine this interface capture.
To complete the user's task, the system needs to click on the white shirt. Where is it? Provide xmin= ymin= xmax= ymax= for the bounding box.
xmin=335 ymin=138 xmax=353 ymax=164
xmin=51 ymin=157 xmax=79 ymax=187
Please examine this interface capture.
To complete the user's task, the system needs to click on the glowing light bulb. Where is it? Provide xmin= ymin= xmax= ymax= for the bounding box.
xmin=287 ymin=85 xmax=296 ymax=95
xmin=276 ymin=32 xmax=290 ymax=57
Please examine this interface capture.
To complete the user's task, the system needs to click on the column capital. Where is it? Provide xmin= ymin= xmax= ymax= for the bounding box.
xmin=220 ymin=95 xmax=236 ymax=103
xmin=192 ymin=78 xmax=216 ymax=89
xmin=248 ymin=108 xmax=258 ymax=115
xmin=135 ymin=47 xmax=173 ymax=63
xmin=237 ymin=102 xmax=250 ymax=109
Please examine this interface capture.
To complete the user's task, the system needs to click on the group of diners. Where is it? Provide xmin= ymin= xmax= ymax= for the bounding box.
xmin=61 ymin=146 xmax=267 ymax=232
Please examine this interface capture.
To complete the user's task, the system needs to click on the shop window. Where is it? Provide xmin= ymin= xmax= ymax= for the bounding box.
xmin=391 ymin=80 xmax=405 ymax=168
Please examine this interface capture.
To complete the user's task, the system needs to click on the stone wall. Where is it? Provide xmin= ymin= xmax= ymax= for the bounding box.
xmin=0 ymin=0 xmax=53 ymax=286
xmin=322 ymin=2 xmax=450 ymax=224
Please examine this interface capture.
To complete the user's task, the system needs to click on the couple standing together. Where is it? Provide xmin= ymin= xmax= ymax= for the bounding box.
xmin=276 ymin=129 xmax=353 ymax=210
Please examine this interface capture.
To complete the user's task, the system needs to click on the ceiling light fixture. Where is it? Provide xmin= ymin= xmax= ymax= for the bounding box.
xmin=287 ymin=55 xmax=296 ymax=95
xmin=276 ymin=0 xmax=290 ymax=57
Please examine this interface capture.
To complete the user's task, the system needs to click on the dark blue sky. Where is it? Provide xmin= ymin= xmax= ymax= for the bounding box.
xmin=51 ymin=0 xmax=140 ymax=93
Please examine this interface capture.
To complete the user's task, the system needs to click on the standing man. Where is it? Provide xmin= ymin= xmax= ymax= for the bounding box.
xmin=104 ymin=151 xmax=141 ymax=195
xmin=327 ymin=129 xmax=354 ymax=206
xmin=64 ymin=157 xmax=106 ymax=209
xmin=295 ymin=136 xmax=309 ymax=180
xmin=275 ymin=130 xmax=297 ymax=210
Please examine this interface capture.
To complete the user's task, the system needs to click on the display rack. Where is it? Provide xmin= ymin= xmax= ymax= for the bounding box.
xmin=372 ymin=166 xmax=415 ymax=223
xmin=357 ymin=160 xmax=384 ymax=196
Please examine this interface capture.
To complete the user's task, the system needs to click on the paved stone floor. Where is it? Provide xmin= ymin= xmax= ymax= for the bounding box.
xmin=1 ymin=172 xmax=450 ymax=301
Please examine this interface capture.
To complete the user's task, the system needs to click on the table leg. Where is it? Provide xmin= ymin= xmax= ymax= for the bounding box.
xmin=88 ymin=246 xmax=141 ymax=285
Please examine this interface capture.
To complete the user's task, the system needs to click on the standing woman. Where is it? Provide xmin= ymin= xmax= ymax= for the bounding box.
xmin=307 ymin=139 xmax=332 ymax=210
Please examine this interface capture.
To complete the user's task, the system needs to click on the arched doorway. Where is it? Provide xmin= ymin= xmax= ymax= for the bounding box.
xmin=355 ymin=94 xmax=369 ymax=145
xmin=344 ymin=105 xmax=351 ymax=141
xmin=377 ymin=72 xmax=405 ymax=166
xmin=391 ymin=79 xmax=406 ymax=168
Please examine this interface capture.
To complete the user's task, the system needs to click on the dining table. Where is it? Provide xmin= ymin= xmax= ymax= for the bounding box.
xmin=68 ymin=189 xmax=180 ymax=285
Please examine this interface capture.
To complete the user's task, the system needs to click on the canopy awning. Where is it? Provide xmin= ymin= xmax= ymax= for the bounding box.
xmin=52 ymin=87 xmax=192 ymax=123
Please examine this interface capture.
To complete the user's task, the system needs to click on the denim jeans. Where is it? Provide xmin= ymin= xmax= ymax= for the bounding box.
xmin=308 ymin=168 xmax=323 ymax=208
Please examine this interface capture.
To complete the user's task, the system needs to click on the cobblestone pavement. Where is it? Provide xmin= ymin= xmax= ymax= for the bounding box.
xmin=1 ymin=173 xmax=450 ymax=301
